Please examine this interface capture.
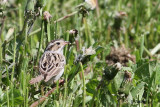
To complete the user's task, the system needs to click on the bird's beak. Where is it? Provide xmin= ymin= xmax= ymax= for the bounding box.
xmin=64 ymin=41 xmax=70 ymax=45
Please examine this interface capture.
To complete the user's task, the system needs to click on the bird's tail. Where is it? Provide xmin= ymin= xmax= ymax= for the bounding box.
xmin=29 ymin=75 xmax=44 ymax=85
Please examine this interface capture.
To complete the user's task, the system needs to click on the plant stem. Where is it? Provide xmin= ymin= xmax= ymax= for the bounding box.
xmin=64 ymin=32 xmax=69 ymax=57
xmin=30 ymin=81 xmax=65 ymax=107
xmin=83 ymin=17 xmax=92 ymax=47
xmin=36 ymin=21 xmax=44 ymax=65
xmin=54 ymin=11 xmax=78 ymax=23
xmin=11 ymin=31 xmax=16 ymax=107
xmin=144 ymin=46 xmax=152 ymax=57
xmin=18 ymin=4 xmax=23 ymax=30
xmin=7 ymin=87 xmax=9 ymax=107
xmin=140 ymin=35 xmax=144 ymax=59
xmin=47 ymin=22 xmax=51 ymax=42
xmin=80 ymin=62 xmax=86 ymax=107
xmin=0 ymin=16 xmax=6 ymax=39
xmin=63 ymin=73 xmax=68 ymax=107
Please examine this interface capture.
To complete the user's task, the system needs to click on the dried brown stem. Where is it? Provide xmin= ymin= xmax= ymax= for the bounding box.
xmin=30 ymin=80 xmax=65 ymax=107
xmin=95 ymin=0 xmax=100 ymax=18
xmin=30 ymin=87 xmax=56 ymax=107
xmin=54 ymin=11 xmax=78 ymax=23
xmin=75 ymin=40 xmax=80 ymax=52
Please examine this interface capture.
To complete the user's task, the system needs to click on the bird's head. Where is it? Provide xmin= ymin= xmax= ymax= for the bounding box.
xmin=45 ymin=39 xmax=70 ymax=53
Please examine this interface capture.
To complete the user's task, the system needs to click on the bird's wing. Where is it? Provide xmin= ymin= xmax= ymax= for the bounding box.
xmin=39 ymin=51 xmax=65 ymax=82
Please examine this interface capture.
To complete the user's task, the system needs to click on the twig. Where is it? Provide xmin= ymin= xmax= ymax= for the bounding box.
xmin=30 ymin=80 xmax=65 ymax=107
xmin=75 ymin=40 xmax=80 ymax=51
xmin=53 ymin=11 xmax=78 ymax=23
xmin=28 ymin=28 xmax=41 ymax=37
xmin=30 ymin=87 xmax=56 ymax=107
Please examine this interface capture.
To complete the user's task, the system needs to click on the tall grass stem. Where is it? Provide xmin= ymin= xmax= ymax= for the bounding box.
xmin=80 ymin=62 xmax=86 ymax=107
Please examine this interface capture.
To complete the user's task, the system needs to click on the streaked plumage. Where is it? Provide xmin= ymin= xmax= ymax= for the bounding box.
xmin=29 ymin=39 xmax=69 ymax=84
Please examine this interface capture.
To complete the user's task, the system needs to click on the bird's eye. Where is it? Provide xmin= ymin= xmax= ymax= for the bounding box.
xmin=56 ymin=42 xmax=60 ymax=45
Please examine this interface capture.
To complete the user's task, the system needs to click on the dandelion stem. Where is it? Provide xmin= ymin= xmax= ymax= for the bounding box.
xmin=54 ymin=11 xmax=78 ymax=23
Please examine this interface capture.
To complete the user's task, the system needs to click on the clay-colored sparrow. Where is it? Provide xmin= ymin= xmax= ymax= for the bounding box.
xmin=29 ymin=39 xmax=69 ymax=84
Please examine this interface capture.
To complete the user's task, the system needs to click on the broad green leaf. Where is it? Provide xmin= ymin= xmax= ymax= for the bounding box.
xmin=140 ymin=35 xmax=144 ymax=59
xmin=155 ymin=63 xmax=160 ymax=85
xmin=107 ymin=71 xmax=124 ymax=95
xmin=100 ymin=89 xmax=117 ymax=107
xmin=112 ymin=71 xmax=124 ymax=91
xmin=107 ymin=82 xmax=115 ymax=94
xmin=1 ymin=89 xmax=24 ymax=106
xmin=149 ymin=61 xmax=157 ymax=76
xmin=156 ymin=92 xmax=160 ymax=102
xmin=131 ymin=82 xmax=145 ymax=99
xmin=135 ymin=50 xmax=140 ymax=62
xmin=104 ymin=66 xmax=120 ymax=81
xmin=9 ymin=89 xmax=24 ymax=105
xmin=85 ymin=96 xmax=92 ymax=103
xmin=86 ymin=79 xmax=99 ymax=95
xmin=127 ymin=92 xmax=133 ymax=104
xmin=135 ymin=62 xmax=150 ymax=83
xmin=119 ymin=82 xmax=133 ymax=95
xmin=73 ymin=95 xmax=82 ymax=107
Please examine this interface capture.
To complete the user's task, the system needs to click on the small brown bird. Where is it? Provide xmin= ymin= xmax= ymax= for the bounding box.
xmin=29 ymin=39 xmax=69 ymax=84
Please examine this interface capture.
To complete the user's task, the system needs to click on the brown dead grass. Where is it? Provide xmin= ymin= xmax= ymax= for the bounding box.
xmin=106 ymin=45 xmax=135 ymax=66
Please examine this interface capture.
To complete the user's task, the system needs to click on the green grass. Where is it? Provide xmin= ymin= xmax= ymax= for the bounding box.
xmin=1 ymin=0 xmax=160 ymax=106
